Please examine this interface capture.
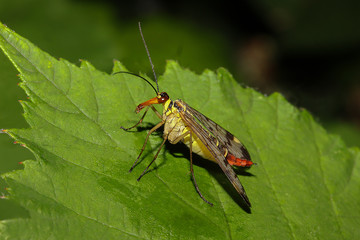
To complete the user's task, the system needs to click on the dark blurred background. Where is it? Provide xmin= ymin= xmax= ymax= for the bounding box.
xmin=1 ymin=0 xmax=360 ymax=219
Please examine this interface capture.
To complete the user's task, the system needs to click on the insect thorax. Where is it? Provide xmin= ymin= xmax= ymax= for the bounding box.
xmin=162 ymin=99 xmax=215 ymax=162
xmin=163 ymin=99 xmax=186 ymax=144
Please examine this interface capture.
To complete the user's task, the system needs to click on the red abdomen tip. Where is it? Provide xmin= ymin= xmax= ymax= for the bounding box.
xmin=226 ymin=154 xmax=254 ymax=167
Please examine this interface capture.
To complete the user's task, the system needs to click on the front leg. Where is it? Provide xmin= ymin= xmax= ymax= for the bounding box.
xmin=136 ymin=135 xmax=168 ymax=181
xmin=129 ymin=120 xmax=165 ymax=172
xmin=121 ymin=105 xmax=162 ymax=131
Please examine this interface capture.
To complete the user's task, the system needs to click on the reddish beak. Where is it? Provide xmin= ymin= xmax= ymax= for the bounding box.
xmin=135 ymin=96 xmax=159 ymax=113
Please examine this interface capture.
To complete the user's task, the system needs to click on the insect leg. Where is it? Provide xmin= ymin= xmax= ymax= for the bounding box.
xmin=188 ymin=131 xmax=214 ymax=206
xmin=136 ymin=135 xmax=167 ymax=181
xmin=150 ymin=105 xmax=162 ymax=120
xmin=172 ymin=130 xmax=214 ymax=206
xmin=121 ymin=106 xmax=150 ymax=131
xmin=121 ymin=105 xmax=162 ymax=131
xmin=129 ymin=120 xmax=165 ymax=172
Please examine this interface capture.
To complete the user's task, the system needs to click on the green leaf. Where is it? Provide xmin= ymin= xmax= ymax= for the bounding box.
xmin=1 ymin=22 xmax=359 ymax=239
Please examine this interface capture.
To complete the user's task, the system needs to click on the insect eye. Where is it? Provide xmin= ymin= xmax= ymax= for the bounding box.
xmin=160 ymin=92 xmax=168 ymax=98
xmin=158 ymin=92 xmax=169 ymax=103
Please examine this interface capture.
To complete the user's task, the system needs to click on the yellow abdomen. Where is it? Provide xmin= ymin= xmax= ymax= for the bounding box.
xmin=181 ymin=127 xmax=216 ymax=162
xmin=163 ymin=99 xmax=215 ymax=162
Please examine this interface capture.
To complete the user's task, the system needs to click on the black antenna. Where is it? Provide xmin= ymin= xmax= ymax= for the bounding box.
xmin=138 ymin=22 xmax=159 ymax=93
xmin=113 ymin=71 xmax=157 ymax=95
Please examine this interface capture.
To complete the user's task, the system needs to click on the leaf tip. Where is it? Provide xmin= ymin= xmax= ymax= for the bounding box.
xmin=112 ymin=60 xmax=127 ymax=73
xmin=79 ymin=59 xmax=95 ymax=70
xmin=0 ymin=22 xmax=8 ymax=31
xmin=0 ymin=22 xmax=16 ymax=35
xmin=165 ymin=59 xmax=179 ymax=68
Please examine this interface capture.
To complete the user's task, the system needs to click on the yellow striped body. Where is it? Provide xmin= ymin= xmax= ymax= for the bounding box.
xmin=163 ymin=99 xmax=216 ymax=162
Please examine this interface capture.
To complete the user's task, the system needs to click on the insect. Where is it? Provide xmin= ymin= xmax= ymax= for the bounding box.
xmin=118 ymin=22 xmax=254 ymax=207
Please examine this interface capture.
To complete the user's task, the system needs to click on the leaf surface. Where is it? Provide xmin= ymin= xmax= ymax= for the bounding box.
xmin=0 ymin=23 xmax=359 ymax=239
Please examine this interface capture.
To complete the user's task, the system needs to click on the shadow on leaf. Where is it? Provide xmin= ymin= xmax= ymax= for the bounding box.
xmin=165 ymin=140 xmax=254 ymax=213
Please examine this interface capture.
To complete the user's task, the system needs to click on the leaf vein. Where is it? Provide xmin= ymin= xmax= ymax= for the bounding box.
xmin=234 ymin=89 xmax=297 ymax=239
xmin=310 ymin=120 xmax=345 ymax=239
xmin=15 ymin=181 xmax=144 ymax=239
xmin=210 ymin=176 xmax=232 ymax=240
xmin=145 ymin=138 xmax=222 ymax=229
xmin=3 ymin=35 xmax=116 ymax=144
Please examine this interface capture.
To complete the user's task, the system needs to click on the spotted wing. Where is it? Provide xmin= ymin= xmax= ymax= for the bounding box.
xmin=186 ymin=104 xmax=251 ymax=162
xmin=179 ymin=102 xmax=251 ymax=207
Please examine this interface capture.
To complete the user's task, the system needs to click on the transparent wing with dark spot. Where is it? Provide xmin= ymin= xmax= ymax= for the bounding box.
xmin=185 ymin=104 xmax=251 ymax=161
xmin=178 ymin=102 xmax=251 ymax=207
